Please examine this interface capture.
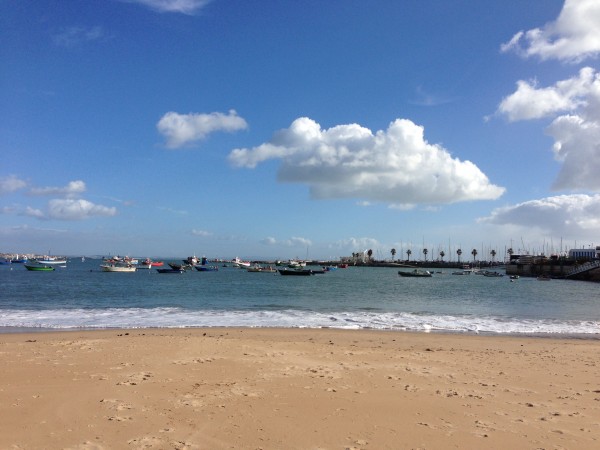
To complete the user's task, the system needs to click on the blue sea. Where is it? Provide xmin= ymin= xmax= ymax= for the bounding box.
xmin=1 ymin=258 xmax=599 ymax=336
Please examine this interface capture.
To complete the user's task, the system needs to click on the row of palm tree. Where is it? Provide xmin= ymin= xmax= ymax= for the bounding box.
xmin=388 ymin=247 xmax=504 ymax=263
xmin=358 ymin=247 xmax=513 ymax=264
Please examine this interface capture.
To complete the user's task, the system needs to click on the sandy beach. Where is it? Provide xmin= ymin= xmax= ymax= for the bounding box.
xmin=0 ymin=328 xmax=598 ymax=449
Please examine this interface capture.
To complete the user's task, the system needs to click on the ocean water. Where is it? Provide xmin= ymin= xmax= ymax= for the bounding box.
xmin=1 ymin=259 xmax=599 ymax=336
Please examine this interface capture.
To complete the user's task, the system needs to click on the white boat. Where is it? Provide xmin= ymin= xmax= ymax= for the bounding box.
xmin=36 ymin=256 xmax=67 ymax=265
xmin=100 ymin=264 xmax=137 ymax=272
xmin=247 ymin=265 xmax=277 ymax=273
xmin=232 ymin=257 xmax=251 ymax=268
xmin=288 ymin=259 xmax=306 ymax=268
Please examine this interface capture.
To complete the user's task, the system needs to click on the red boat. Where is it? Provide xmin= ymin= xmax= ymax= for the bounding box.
xmin=139 ymin=258 xmax=164 ymax=268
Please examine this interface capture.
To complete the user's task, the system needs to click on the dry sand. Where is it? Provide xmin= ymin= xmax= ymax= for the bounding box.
xmin=0 ymin=328 xmax=599 ymax=449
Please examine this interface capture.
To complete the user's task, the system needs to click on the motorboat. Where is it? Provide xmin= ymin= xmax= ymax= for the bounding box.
xmin=398 ymin=269 xmax=432 ymax=277
xmin=100 ymin=264 xmax=136 ymax=272
xmin=157 ymin=268 xmax=185 ymax=274
xmin=247 ymin=265 xmax=277 ymax=273
xmin=24 ymin=263 xmax=55 ymax=271
xmin=278 ymin=268 xmax=314 ymax=276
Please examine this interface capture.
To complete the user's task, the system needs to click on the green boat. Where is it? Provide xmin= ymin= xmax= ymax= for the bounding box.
xmin=24 ymin=263 xmax=55 ymax=271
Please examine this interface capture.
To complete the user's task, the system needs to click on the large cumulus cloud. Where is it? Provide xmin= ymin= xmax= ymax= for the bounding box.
xmin=229 ymin=117 xmax=504 ymax=207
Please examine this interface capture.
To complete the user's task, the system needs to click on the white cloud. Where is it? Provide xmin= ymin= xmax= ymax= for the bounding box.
xmin=123 ymin=0 xmax=211 ymax=15
xmin=0 ymin=175 xmax=27 ymax=194
xmin=157 ymin=110 xmax=248 ymax=148
xmin=29 ymin=180 xmax=87 ymax=198
xmin=192 ymin=229 xmax=212 ymax=237
xmin=53 ymin=26 xmax=109 ymax=48
xmin=229 ymin=117 xmax=504 ymax=205
xmin=500 ymin=0 xmax=600 ymax=62
xmin=329 ymin=237 xmax=381 ymax=252
xmin=497 ymin=68 xmax=600 ymax=191
xmin=43 ymin=199 xmax=117 ymax=221
xmin=260 ymin=236 xmax=312 ymax=247
xmin=497 ymin=67 xmax=597 ymax=121
xmin=479 ymin=194 xmax=600 ymax=238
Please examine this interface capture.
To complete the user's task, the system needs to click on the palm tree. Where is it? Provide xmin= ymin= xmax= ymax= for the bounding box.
xmin=406 ymin=249 xmax=412 ymax=262
xmin=471 ymin=248 xmax=478 ymax=262
xmin=490 ymin=249 xmax=497 ymax=263
xmin=439 ymin=250 xmax=445 ymax=262
xmin=367 ymin=249 xmax=373 ymax=262
xmin=391 ymin=248 xmax=396 ymax=261
xmin=422 ymin=248 xmax=428 ymax=262
xmin=507 ymin=248 xmax=514 ymax=259
xmin=456 ymin=248 xmax=462 ymax=263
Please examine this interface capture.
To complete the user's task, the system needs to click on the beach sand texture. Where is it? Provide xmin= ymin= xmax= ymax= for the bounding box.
xmin=1 ymin=328 xmax=599 ymax=449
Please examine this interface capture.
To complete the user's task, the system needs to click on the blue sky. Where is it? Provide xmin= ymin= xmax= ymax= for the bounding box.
xmin=2 ymin=0 xmax=600 ymax=260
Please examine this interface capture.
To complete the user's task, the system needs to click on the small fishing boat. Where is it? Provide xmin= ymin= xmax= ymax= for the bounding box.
xmin=24 ymin=263 xmax=55 ymax=271
xmin=168 ymin=262 xmax=192 ymax=271
xmin=36 ymin=256 xmax=67 ymax=265
xmin=482 ymin=271 xmax=504 ymax=277
xmin=138 ymin=258 xmax=164 ymax=269
xmin=195 ymin=265 xmax=219 ymax=272
xmin=398 ymin=269 xmax=432 ymax=278
xmin=157 ymin=268 xmax=185 ymax=274
xmin=247 ymin=265 xmax=277 ymax=273
xmin=100 ymin=264 xmax=136 ymax=272
xmin=278 ymin=268 xmax=314 ymax=276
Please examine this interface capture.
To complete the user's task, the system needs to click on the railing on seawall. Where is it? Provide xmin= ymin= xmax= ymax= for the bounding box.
xmin=564 ymin=260 xmax=600 ymax=278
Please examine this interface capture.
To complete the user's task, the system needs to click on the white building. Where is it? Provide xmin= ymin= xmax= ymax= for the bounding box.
xmin=568 ymin=246 xmax=600 ymax=260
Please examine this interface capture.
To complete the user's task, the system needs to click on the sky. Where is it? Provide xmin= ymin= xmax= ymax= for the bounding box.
xmin=2 ymin=0 xmax=600 ymax=261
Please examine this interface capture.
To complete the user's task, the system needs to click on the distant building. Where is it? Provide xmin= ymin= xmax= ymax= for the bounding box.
xmin=568 ymin=246 xmax=600 ymax=260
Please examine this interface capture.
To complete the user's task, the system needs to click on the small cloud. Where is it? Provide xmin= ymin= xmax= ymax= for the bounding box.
xmin=0 ymin=175 xmax=27 ymax=195
xmin=500 ymin=0 xmax=600 ymax=63
xmin=192 ymin=229 xmax=212 ymax=237
xmin=158 ymin=206 xmax=188 ymax=215
xmin=330 ymin=237 xmax=381 ymax=251
xmin=29 ymin=180 xmax=86 ymax=198
xmin=52 ymin=26 xmax=110 ymax=48
xmin=122 ymin=0 xmax=212 ymax=15
xmin=47 ymin=199 xmax=117 ymax=220
xmin=229 ymin=117 xmax=504 ymax=206
xmin=408 ymin=86 xmax=456 ymax=107
xmin=260 ymin=236 xmax=312 ymax=247
xmin=157 ymin=110 xmax=248 ymax=149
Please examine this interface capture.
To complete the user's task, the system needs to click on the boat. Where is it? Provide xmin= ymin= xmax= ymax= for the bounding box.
xmin=337 ymin=263 xmax=349 ymax=268
xmin=157 ymin=268 xmax=185 ymax=274
xmin=509 ymin=275 xmax=520 ymax=280
xmin=168 ymin=262 xmax=192 ymax=271
xmin=287 ymin=259 xmax=306 ymax=268
xmin=482 ymin=271 xmax=504 ymax=277
xmin=24 ymin=263 xmax=55 ymax=271
xmin=100 ymin=264 xmax=136 ymax=272
xmin=36 ymin=256 xmax=67 ymax=265
xmin=537 ymin=274 xmax=552 ymax=281
xmin=195 ymin=265 xmax=219 ymax=272
xmin=232 ymin=256 xmax=251 ymax=268
xmin=247 ymin=265 xmax=277 ymax=273
xmin=398 ymin=269 xmax=432 ymax=277
xmin=278 ymin=268 xmax=314 ymax=276
xmin=183 ymin=255 xmax=200 ymax=266
xmin=138 ymin=258 xmax=164 ymax=269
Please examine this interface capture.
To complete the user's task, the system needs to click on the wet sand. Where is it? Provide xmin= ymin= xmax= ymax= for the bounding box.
xmin=1 ymin=328 xmax=599 ymax=449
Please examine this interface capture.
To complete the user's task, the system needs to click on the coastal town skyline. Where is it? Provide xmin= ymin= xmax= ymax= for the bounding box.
xmin=3 ymin=0 xmax=600 ymax=260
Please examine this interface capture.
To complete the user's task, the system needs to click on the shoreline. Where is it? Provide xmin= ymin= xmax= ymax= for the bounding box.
xmin=1 ymin=324 xmax=599 ymax=340
xmin=2 ymin=327 xmax=599 ymax=448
